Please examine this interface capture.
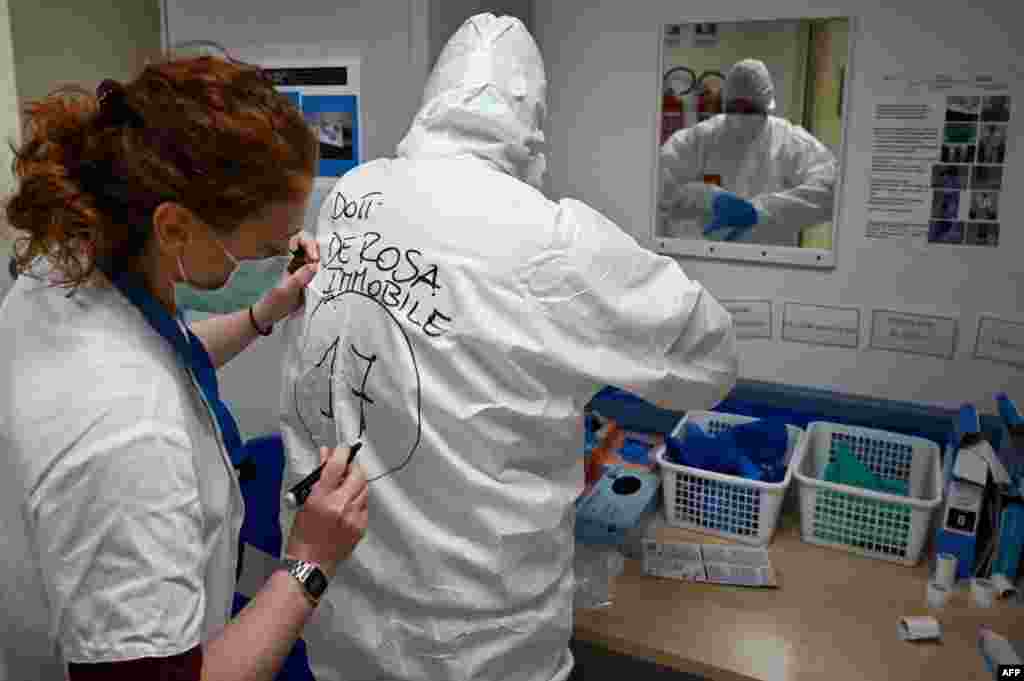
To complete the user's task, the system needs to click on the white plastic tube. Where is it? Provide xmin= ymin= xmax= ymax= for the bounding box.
xmin=972 ymin=578 xmax=995 ymax=608
xmin=926 ymin=580 xmax=950 ymax=609
xmin=934 ymin=553 xmax=958 ymax=589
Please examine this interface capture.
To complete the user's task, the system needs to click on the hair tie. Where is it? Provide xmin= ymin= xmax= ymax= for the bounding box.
xmin=95 ymin=79 xmax=144 ymax=128
xmin=96 ymin=79 xmax=121 ymax=106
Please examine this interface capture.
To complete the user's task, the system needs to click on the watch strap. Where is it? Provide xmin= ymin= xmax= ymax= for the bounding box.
xmin=282 ymin=557 xmax=327 ymax=606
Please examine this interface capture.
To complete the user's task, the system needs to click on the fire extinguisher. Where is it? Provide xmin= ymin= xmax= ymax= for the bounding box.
xmin=661 ymin=66 xmax=695 ymax=144
xmin=695 ymin=88 xmax=708 ymax=123
xmin=660 ymin=90 xmax=685 ymax=144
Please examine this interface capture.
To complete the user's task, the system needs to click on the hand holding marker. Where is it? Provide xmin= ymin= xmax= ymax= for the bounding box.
xmin=286 ymin=442 xmax=363 ymax=508
xmin=287 ymin=246 xmax=309 ymax=275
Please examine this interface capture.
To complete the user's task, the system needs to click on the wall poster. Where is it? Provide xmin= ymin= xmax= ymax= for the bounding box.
xmin=864 ymin=73 xmax=1013 ymax=250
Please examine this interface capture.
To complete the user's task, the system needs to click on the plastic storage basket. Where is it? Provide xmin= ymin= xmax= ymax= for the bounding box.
xmin=652 ymin=411 xmax=804 ymax=546
xmin=791 ymin=422 xmax=943 ymax=566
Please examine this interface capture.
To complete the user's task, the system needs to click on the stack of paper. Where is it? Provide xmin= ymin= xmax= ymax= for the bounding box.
xmin=641 ymin=540 xmax=778 ymax=587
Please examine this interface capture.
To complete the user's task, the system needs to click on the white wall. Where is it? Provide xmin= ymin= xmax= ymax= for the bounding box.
xmin=8 ymin=0 xmax=162 ymax=103
xmin=1 ymin=0 xmax=162 ymax=301
xmin=535 ymin=0 xmax=1023 ymax=412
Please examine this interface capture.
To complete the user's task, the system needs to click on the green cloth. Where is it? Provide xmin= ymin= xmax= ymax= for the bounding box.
xmin=823 ymin=441 xmax=909 ymax=496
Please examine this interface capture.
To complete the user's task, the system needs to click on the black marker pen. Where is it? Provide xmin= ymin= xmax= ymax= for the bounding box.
xmin=287 ymin=247 xmax=309 ymax=275
xmin=284 ymin=442 xmax=362 ymax=509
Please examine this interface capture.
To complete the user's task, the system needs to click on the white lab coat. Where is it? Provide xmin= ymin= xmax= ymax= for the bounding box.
xmin=278 ymin=13 xmax=737 ymax=681
xmin=0 ymin=265 xmax=244 ymax=679
xmin=659 ymin=114 xmax=838 ymax=245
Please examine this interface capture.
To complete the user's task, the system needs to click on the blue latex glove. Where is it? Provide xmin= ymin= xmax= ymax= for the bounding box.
xmin=735 ymin=451 xmax=764 ymax=481
xmin=997 ymin=393 xmax=1023 ymax=428
xmin=668 ymin=419 xmax=793 ymax=482
xmin=703 ymin=191 xmax=759 ymax=241
xmin=666 ymin=424 xmax=721 ymax=470
xmin=666 ymin=423 xmax=763 ymax=481
xmin=667 ymin=424 xmax=764 ymax=531
xmin=731 ymin=419 xmax=789 ymax=483
xmin=666 ymin=424 xmax=716 ymax=469
xmin=731 ymin=420 xmax=788 ymax=462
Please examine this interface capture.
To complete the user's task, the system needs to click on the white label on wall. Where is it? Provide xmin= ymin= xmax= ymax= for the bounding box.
xmin=974 ymin=316 xmax=1024 ymax=367
xmin=720 ymin=300 xmax=772 ymax=339
xmin=781 ymin=303 xmax=861 ymax=349
xmin=870 ymin=310 xmax=958 ymax=358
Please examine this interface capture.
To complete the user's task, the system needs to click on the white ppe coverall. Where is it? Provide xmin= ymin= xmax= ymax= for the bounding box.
xmin=659 ymin=115 xmax=838 ymax=246
xmin=0 ymin=265 xmax=244 ymax=680
xmin=279 ymin=13 xmax=737 ymax=681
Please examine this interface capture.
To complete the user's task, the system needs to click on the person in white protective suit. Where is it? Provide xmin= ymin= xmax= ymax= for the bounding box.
xmin=659 ymin=59 xmax=838 ymax=245
xmin=279 ymin=13 xmax=737 ymax=681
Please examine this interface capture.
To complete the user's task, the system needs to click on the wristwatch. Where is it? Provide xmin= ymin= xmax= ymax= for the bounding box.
xmin=281 ymin=557 xmax=329 ymax=606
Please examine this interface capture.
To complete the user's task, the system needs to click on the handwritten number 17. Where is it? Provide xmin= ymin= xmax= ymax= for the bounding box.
xmin=313 ymin=337 xmax=378 ymax=439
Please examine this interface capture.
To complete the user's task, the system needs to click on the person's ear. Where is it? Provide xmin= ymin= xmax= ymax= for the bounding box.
xmin=152 ymin=202 xmax=198 ymax=258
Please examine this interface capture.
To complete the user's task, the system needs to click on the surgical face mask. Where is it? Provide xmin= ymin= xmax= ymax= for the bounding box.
xmin=174 ymin=238 xmax=292 ymax=314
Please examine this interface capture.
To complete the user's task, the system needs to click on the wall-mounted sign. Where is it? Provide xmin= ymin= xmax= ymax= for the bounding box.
xmin=721 ymin=300 xmax=773 ymax=339
xmin=974 ymin=316 xmax=1024 ymax=367
xmin=782 ymin=302 xmax=861 ymax=349
xmin=869 ymin=310 xmax=958 ymax=359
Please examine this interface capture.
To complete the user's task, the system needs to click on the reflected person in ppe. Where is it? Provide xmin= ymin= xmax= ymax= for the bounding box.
xmin=279 ymin=13 xmax=737 ymax=681
xmin=659 ymin=59 xmax=838 ymax=245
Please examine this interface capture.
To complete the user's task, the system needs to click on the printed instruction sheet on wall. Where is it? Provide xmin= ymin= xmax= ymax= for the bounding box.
xmin=642 ymin=540 xmax=779 ymax=587
xmin=864 ymin=73 xmax=1013 ymax=249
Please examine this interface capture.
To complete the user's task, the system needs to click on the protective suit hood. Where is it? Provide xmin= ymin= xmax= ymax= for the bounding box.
xmin=724 ymin=59 xmax=776 ymax=113
xmin=396 ymin=13 xmax=548 ymax=188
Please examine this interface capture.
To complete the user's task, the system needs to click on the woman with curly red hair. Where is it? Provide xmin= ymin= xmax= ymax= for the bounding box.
xmin=0 ymin=55 xmax=368 ymax=681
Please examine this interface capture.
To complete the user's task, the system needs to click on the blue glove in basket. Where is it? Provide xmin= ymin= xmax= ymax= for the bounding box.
xmin=665 ymin=418 xmax=788 ymax=483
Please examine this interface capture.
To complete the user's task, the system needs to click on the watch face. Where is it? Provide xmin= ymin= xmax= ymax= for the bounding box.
xmin=307 ymin=569 xmax=328 ymax=596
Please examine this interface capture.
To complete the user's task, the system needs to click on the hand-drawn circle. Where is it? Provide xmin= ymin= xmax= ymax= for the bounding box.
xmin=293 ymin=289 xmax=422 ymax=482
